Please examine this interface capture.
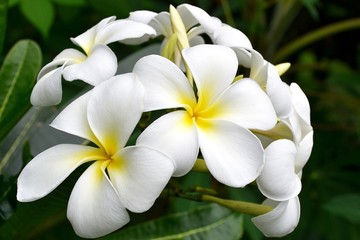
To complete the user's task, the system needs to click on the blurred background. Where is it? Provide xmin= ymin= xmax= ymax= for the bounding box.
xmin=0 ymin=0 xmax=360 ymax=239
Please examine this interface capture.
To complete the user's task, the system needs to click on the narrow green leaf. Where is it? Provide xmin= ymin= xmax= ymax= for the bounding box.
xmin=322 ymin=194 xmax=360 ymax=224
xmin=0 ymin=39 xmax=41 ymax=142
xmin=102 ymin=204 xmax=244 ymax=240
xmin=0 ymin=0 xmax=7 ymax=56
xmin=19 ymin=0 xmax=54 ymax=38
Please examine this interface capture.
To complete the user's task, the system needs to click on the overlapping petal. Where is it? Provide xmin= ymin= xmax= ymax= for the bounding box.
xmin=87 ymin=74 xmax=144 ymax=155
xmin=67 ymin=160 xmax=129 ymax=238
xmin=295 ymin=130 xmax=314 ymax=173
xmin=17 ymin=144 xmax=106 ymax=202
xmin=50 ymin=91 xmax=100 ymax=146
xmin=177 ymin=4 xmax=222 ymax=34
xmin=128 ymin=10 xmax=157 ymax=24
xmin=137 ymin=110 xmax=199 ymax=176
xmin=71 ymin=16 xmax=116 ymax=54
xmin=62 ymin=44 xmax=117 ymax=85
xmin=266 ymin=65 xmax=293 ymax=118
xmin=213 ymin=24 xmax=252 ymax=49
xmin=149 ymin=12 xmax=173 ymax=37
xmin=37 ymin=48 xmax=85 ymax=80
xmin=257 ymin=140 xmax=301 ymax=201
xmin=107 ymin=146 xmax=174 ymax=213
xmin=96 ymin=19 xmax=157 ymax=45
xmin=182 ymin=45 xmax=238 ymax=109
xmin=200 ymin=78 xmax=277 ymax=130
xmin=133 ymin=54 xmax=196 ymax=111
xmin=196 ymin=118 xmax=264 ymax=187
xmin=249 ymin=49 xmax=293 ymax=118
xmin=252 ymin=197 xmax=300 ymax=237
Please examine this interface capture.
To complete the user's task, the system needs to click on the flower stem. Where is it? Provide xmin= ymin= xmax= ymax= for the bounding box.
xmin=201 ymin=194 xmax=273 ymax=216
xmin=167 ymin=185 xmax=273 ymax=216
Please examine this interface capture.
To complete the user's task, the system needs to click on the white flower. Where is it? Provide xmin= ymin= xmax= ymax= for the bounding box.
xmin=285 ymin=83 xmax=314 ymax=173
xmin=256 ymin=139 xmax=301 ymax=201
xmin=128 ymin=4 xmax=252 ymax=65
xmin=254 ymin=84 xmax=312 ymax=201
xmin=31 ymin=16 xmax=156 ymax=107
xmin=252 ymin=196 xmax=300 ymax=237
xmin=260 ymin=82 xmax=313 ymax=174
xmin=17 ymin=75 xmax=174 ymax=238
xmin=133 ymin=44 xmax=277 ymax=187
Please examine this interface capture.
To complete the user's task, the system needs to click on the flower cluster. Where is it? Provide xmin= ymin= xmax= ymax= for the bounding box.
xmin=17 ymin=3 xmax=313 ymax=239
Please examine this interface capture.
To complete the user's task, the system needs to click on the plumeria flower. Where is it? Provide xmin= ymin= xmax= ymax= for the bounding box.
xmin=254 ymin=82 xmax=312 ymax=204
xmin=128 ymin=4 xmax=252 ymax=66
xmin=31 ymin=16 xmax=156 ymax=107
xmin=286 ymin=83 xmax=314 ymax=174
xmin=252 ymin=196 xmax=300 ymax=237
xmin=258 ymin=82 xmax=313 ymax=174
xmin=133 ymin=44 xmax=277 ymax=187
xmin=256 ymin=139 xmax=302 ymax=201
xmin=17 ymin=75 xmax=174 ymax=238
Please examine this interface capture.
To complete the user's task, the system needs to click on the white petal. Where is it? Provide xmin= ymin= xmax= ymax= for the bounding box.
xmin=201 ymin=78 xmax=277 ymax=130
xmin=67 ymin=160 xmax=129 ymax=238
xmin=108 ymin=146 xmax=174 ymax=213
xmin=137 ymin=110 xmax=199 ymax=176
xmin=17 ymin=144 xmax=105 ymax=202
xmin=50 ymin=91 xmax=100 ymax=146
xmin=196 ymin=118 xmax=264 ymax=187
xmin=188 ymin=35 xmax=205 ymax=47
xmin=266 ymin=69 xmax=293 ymax=118
xmin=149 ymin=12 xmax=172 ymax=37
xmin=133 ymin=54 xmax=196 ymax=111
xmin=71 ymin=16 xmax=116 ymax=54
xmin=249 ymin=49 xmax=267 ymax=82
xmin=87 ymin=74 xmax=144 ymax=155
xmin=290 ymin=83 xmax=311 ymax=124
xmin=257 ymin=140 xmax=301 ymax=201
xmin=187 ymin=26 xmax=205 ymax=43
xmin=182 ymin=45 xmax=237 ymax=109
xmin=128 ymin=10 xmax=157 ymax=24
xmin=30 ymin=67 xmax=63 ymax=106
xmin=177 ymin=4 xmax=222 ymax=34
xmin=213 ymin=24 xmax=252 ymax=49
xmin=53 ymin=48 xmax=87 ymax=62
xmin=62 ymin=44 xmax=117 ymax=86
xmin=252 ymin=197 xmax=301 ymax=237
xmin=295 ymin=130 xmax=313 ymax=173
xmin=232 ymin=47 xmax=251 ymax=68
xmin=288 ymin=111 xmax=313 ymax=144
xmin=37 ymin=49 xmax=85 ymax=80
xmin=96 ymin=19 xmax=156 ymax=45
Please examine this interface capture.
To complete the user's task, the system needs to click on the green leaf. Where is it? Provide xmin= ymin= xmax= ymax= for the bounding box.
xmin=19 ymin=0 xmax=54 ymax=38
xmin=8 ymin=0 xmax=19 ymax=7
xmin=0 ymin=109 xmax=41 ymax=222
xmin=0 ymin=0 xmax=7 ymax=56
xmin=322 ymin=194 xmax=360 ymax=224
xmin=102 ymin=204 xmax=244 ymax=240
xmin=0 ymin=168 xmax=83 ymax=240
xmin=0 ymin=39 xmax=41 ymax=142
